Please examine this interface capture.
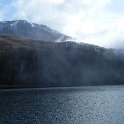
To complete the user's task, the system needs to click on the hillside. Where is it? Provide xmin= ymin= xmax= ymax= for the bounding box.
xmin=0 ymin=35 xmax=124 ymax=88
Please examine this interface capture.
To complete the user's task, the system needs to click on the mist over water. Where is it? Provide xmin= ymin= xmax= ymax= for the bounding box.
xmin=0 ymin=35 xmax=124 ymax=88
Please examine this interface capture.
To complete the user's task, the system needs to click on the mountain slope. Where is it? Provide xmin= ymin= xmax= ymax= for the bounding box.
xmin=0 ymin=20 xmax=70 ymax=41
xmin=0 ymin=35 xmax=124 ymax=88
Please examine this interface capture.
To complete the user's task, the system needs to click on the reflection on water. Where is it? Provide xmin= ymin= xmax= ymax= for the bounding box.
xmin=0 ymin=86 xmax=124 ymax=124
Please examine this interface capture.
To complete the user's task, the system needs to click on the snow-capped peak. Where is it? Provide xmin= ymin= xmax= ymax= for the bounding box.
xmin=0 ymin=20 xmax=71 ymax=41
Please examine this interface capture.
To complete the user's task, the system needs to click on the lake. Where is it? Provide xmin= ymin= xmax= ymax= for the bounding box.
xmin=0 ymin=85 xmax=124 ymax=124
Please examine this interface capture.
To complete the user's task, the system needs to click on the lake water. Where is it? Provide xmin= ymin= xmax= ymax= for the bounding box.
xmin=0 ymin=85 xmax=124 ymax=124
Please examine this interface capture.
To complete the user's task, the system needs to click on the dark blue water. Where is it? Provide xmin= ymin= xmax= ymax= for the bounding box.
xmin=0 ymin=86 xmax=124 ymax=124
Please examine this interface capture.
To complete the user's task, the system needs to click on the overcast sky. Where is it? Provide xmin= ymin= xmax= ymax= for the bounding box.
xmin=0 ymin=0 xmax=124 ymax=48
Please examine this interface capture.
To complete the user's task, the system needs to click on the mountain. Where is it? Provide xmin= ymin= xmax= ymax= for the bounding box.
xmin=0 ymin=20 xmax=124 ymax=88
xmin=0 ymin=35 xmax=124 ymax=88
xmin=0 ymin=20 xmax=71 ymax=41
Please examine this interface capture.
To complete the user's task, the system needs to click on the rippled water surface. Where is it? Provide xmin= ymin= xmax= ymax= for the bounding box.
xmin=0 ymin=86 xmax=124 ymax=124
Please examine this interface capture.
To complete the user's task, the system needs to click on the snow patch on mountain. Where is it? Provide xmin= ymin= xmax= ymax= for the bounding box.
xmin=0 ymin=20 xmax=71 ymax=41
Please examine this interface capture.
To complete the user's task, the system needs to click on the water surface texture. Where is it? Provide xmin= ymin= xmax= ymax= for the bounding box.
xmin=0 ymin=86 xmax=124 ymax=124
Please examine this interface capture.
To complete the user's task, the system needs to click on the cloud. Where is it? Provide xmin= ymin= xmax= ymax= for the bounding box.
xmin=2 ymin=0 xmax=124 ymax=48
